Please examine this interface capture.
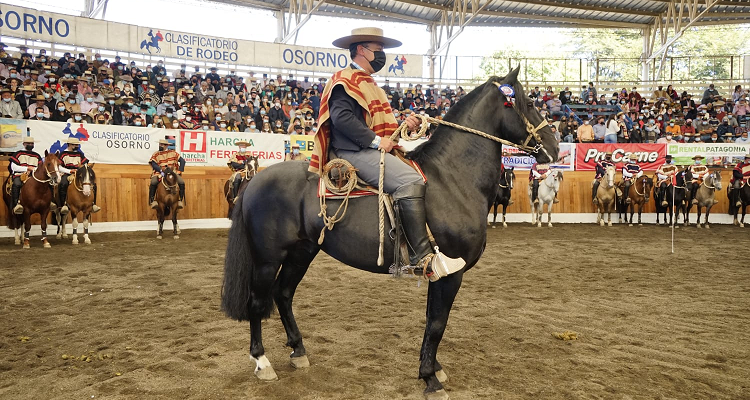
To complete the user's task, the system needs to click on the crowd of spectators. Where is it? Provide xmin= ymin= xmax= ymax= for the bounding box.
xmin=0 ymin=43 xmax=467 ymax=139
xmin=530 ymin=81 xmax=750 ymax=145
xmin=0 ymin=42 xmax=747 ymax=150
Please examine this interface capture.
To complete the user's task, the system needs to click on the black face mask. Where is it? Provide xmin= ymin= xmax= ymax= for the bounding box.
xmin=25 ymin=145 xmax=34 ymax=151
xmin=367 ymin=49 xmax=386 ymax=73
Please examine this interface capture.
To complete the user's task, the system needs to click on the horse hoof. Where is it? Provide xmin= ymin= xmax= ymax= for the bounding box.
xmin=56 ymin=234 xmax=62 ymax=239
xmin=14 ymin=239 xmax=20 ymax=246
xmin=63 ymin=234 xmax=68 ymax=239
xmin=156 ymin=235 xmax=163 ymax=240
xmin=639 ymin=224 xmax=642 ymax=227
xmin=173 ymin=235 xmax=180 ymax=240
xmin=628 ymin=223 xmax=633 ymax=227
xmin=491 ymin=225 xmax=495 ymax=229
xmin=72 ymin=239 xmax=79 ymax=245
xmin=290 ymin=355 xmax=309 ymax=369
xmin=43 ymin=242 xmax=51 ymax=249
xmin=607 ymin=222 xmax=612 ymax=227
xmin=424 ymin=389 xmax=450 ymax=400
xmin=176 ymin=228 xmax=182 ymax=235
xmin=502 ymin=223 xmax=507 ymax=228
xmin=548 ymin=223 xmax=553 ymax=228
xmin=84 ymin=238 xmax=91 ymax=245
xmin=255 ymin=366 xmax=278 ymax=381
xmin=696 ymin=224 xmax=701 ymax=229
xmin=599 ymin=220 xmax=604 ymax=227
xmin=740 ymin=223 xmax=745 ymax=228
xmin=705 ymin=225 xmax=710 ymax=230
xmin=23 ymin=244 xmax=30 ymax=249
xmin=537 ymin=223 xmax=542 ymax=228
xmin=435 ymin=369 xmax=448 ymax=383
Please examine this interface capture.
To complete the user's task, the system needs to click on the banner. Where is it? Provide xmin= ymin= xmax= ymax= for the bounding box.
xmin=575 ymin=143 xmax=666 ymax=171
xmin=0 ymin=118 xmax=27 ymax=152
xmin=179 ymin=130 xmax=285 ymax=167
xmin=0 ymin=4 xmax=424 ymax=77
xmin=667 ymin=142 xmax=750 ymax=165
xmin=289 ymin=134 xmax=315 ymax=160
xmin=28 ymin=120 xmax=160 ymax=165
xmin=502 ymin=143 xmax=576 ymax=170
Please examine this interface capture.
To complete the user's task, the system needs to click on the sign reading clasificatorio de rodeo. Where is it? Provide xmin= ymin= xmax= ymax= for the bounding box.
xmin=0 ymin=3 xmax=424 ymax=77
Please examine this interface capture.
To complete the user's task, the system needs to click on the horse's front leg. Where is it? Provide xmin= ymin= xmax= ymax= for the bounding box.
xmin=172 ymin=208 xmax=179 ymax=239
xmin=83 ymin=214 xmax=91 ymax=244
xmin=547 ymin=203 xmax=553 ymax=228
xmin=420 ymin=271 xmax=464 ymax=400
xmin=71 ymin=212 xmax=80 ymax=245
xmin=40 ymin=210 xmax=51 ymax=248
xmin=696 ymin=206 xmax=702 ymax=228
xmin=502 ymin=204 xmax=507 ymax=228
xmin=704 ymin=205 xmax=712 ymax=229
xmin=741 ymin=205 xmax=747 ymax=228
xmin=22 ymin=213 xmax=32 ymax=249
xmin=491 ymin=203 xmax=498 ymax=227
xmin=157 ymin=210 xmax=164 ymax=239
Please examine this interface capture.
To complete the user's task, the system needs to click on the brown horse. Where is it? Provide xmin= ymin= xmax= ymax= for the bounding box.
xmin=618 ymin=175 xmax=654 ymax=226
xmin=2 ymin=151 xmax=62 ymax=248
xmin=154 ymin=167 xmax=181 ymax=239
xmin=55 ymin=164 xmax=97 ymax=244
xmin=223 ymin=155 xmax=259 ymax=219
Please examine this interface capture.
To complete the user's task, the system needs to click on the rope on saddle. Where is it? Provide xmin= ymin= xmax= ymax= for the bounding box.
xmin=317 ymin=158 xmax=359 ymax=246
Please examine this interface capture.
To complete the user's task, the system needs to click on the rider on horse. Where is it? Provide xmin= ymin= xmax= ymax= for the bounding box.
xmin=655 ymin=155 xmax=677 ymax=206
xmin=591 ymin=151 xmax=615 ymax=204
xmin=8 ymin=137 xmax=42 ymax=214
xmin=148 ymin=139 xmax=185 ymax=209
xmin=57 ymin=137 xmax=101 ymax=214
xmin=228 ymin=140 xmax=251 ymax=204
xmin=308 ymin=27 xmax=463 ymax=281
xmin=621 ymin=157 xmax=643 ymax=204
xmin=730 ymin=153 xmax=750 ymax=207
xmin=686 ymin=155 xmax=708 ymax=204
xmin=529 ymin=162 xmax=557 ymax=204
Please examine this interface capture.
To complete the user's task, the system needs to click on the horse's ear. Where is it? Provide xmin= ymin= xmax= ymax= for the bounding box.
xmin=508 ymin=167 xmax=514 ymax=171
xmin=45 ymin=149 xmax=49 ymax=157
xmin=507 ymin=66 xmax=521 ymax=82
xmin=89 ymin=163 xmax=95 ymax=169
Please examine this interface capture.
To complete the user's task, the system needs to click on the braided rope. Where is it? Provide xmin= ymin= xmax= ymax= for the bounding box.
xmin=318 ymin=159 xmax=359 ymax=245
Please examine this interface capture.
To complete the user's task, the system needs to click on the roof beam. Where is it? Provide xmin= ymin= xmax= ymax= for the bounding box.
xmin=432 ymin=0 xmax=491 ymax=55
xmin=326 ymin=0 xmax=434 ymax=24
xmin=479 ymin=9 xmax=648 ymax=28
xmin=648 ymin=0 xmax=721 ymax=61
xmin=280 ymin=0 xmax=327 ymax=43
xmin=496 ymin=0 xmax=660 ymax=16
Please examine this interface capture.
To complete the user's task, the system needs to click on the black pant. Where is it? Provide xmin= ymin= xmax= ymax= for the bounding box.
xmin=532 ymin=179 xmax=540 ymax=201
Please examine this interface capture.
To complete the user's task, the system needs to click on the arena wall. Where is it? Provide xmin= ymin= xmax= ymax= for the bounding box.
xmin=1 ymin=161 xmax=735 ymax=225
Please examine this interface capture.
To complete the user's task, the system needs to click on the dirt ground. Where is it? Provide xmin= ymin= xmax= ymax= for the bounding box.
xmin=1 ymin=224 xmax=749 ymax=400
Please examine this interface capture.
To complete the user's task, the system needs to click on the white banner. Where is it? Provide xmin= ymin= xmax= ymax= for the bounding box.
xmin=0 ymin=3 xmax=424 ymax=77
xmin=502 ymin=143 xmax=576 ymax=170
xmin=178 ymin=130 xmax=285 ymax=167
xmin=28 ymin=120 xmax=160 ymax=165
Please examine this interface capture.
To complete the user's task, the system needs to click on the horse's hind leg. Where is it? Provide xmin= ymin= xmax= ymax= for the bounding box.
xmin=490 ymin=204 xmax=497 ymax=227
xmin=274 ymin=240 xmax=319 ymax=369
xmin=250 ymin=261 xmax=284 ymax=381
xmin=419 ymin=271 xmax=464 ymax=399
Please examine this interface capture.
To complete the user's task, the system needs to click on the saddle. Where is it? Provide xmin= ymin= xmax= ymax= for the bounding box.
xmin=4 ymin=172 xmax=29 ymax=195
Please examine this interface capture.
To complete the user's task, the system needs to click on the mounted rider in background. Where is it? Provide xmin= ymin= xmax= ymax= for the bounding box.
xmin=228 ymin=140 xmax=251 ymax=204
xmin=148 ymin=139 xmax=185 ymax=209
xmin=621 ymin=157 xmax=643 ymax=204
xmin=592 ymin=151 xmax=615 ymax=204
xmin=57 ymin=137 xmax=101 ymax=214
xmin=8 ymin=137 xmax=42 ymax=214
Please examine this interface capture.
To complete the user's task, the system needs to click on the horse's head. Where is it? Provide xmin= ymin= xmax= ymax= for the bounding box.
xmin=162 ymin=166 xmax=178 ymax=185
xmin=78 ymin=164 xmax=95 ymax=196
xmin=643 ymin=176 xmax=654 ymax=201
xmin=605 ymin=165 xmax=616 ymax=188
xmin=43 ymin=150 xmax=62 ymax=185
xmin=482 ymin=67 xmax=558 ymax=163
xmin=709 ymin=171 xmax=722 ymax=191
xmin=505 ymin=167 xmax=515 ymax=189
xmin=247 ymin=156 xmax=260 ymax=175
xmin=548 ymin=169 xmax=563 ymax=189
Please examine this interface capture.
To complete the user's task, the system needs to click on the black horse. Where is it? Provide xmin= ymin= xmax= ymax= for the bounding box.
xmin=221 ymin=68 xmax=558 ymax=400
xmin=489 ymin=167 xmax=515 ymax=228
xmin=655 ymin=170 xmax=688 ymax=226
xmin=730 ymin=182 xmax=750 ymax=227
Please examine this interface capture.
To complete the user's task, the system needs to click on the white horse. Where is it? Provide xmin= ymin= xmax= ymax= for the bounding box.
xmin=529 ymin=169 xmax=563 ymax=227
xmin=595 ymin=165 xmax=617 ymax=227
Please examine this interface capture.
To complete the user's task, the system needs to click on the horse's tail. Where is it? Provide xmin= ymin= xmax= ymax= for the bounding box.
xmin=221 ymin=193 xmax=270 ymax=321
xmin=140 ymin=40 xmax=147 ymax=49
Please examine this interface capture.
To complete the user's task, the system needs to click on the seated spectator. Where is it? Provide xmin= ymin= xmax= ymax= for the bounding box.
xmin=593 ymin=116 xmax=607 ymax=142
xmin=260 ymin=121 xmax=273 ymax=133
xmin=736 ymin=131 xmax=749 ymax=144
xmin=577 ymin=117 xmax=594 ymax=142
xmin=643 ymin=117 xmax=659 ymax=143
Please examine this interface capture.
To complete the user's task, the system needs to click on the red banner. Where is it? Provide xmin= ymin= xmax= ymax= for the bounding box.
xmin=575 ymin=143 xmax=667 ymax=171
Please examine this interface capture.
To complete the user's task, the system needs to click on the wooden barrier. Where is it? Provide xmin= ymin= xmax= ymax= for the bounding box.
xmin=0 ymin=160 xmax=736 ymax=225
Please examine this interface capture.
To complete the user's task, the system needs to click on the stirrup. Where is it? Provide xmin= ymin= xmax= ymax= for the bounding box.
xmin=50 ymin=202 xmax=58 ymax=211
xmin=13 ymin=204 xmax=23 ymax=215
xmin=592 ymin=198 xmax=598 ymax=204
xmin=553 ymin=198 xmax=560 ymax=204
xmin=507 ymin=200 xmax=514 ymax=206
xmin=533 ymin=198 xmax=539 ymax=205
xmin=737 ymin=201 xmax=743 ymax=208
xmin=232 ymin=196 xmax=239 ymax=204
xmin=149 ymin=201 xmax=158 ymax=209
xmin=60 ymin=205 xmax=70 ymax=214
xmin=424 ymin=247 xmax=465 ymax=283
xmin=92 ymin=205 xmax=101 ymax=213
xmin=177 ymin=200 xmax=184 ymax=209
xmin=691 ymin=199 xmax=698 ymax=205
xmin=661 ymin=201 xmax=668 ymax=207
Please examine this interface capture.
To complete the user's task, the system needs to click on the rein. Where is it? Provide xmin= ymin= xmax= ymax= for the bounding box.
xmin=702 ymin=174 xmax=719 ymax=190
xmin=161 ymin=174 xmax=179 ymax=190
xmin=31 ymin=165 xmax=56 ymax=184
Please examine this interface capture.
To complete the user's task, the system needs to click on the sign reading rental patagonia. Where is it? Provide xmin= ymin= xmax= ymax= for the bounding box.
xmin=0 ymin=4 xmax=424 ymax=77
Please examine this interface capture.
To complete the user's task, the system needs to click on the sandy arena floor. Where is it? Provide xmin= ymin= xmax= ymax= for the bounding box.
xmin=1 ymin=224 xmax=749 ymax=400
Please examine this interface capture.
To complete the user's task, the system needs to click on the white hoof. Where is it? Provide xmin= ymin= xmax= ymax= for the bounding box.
xmin=43 ymin=242 xmax=51 ymax=248
xmin=502 ymin=222 xmax=507 ymax=228
xmin=548 ymin=223 xmax=553 ymax=228
xmin=23 ymin=243 xmax=30 ymax=249
xmin=84 ymin=237 xmax=91 ymax=245
xmin=435 ymin=369 xmax=448 ymax=383
xmin=608 ymin=222 xmax=612 ymax=227
xmin=696 ymin=224 xmax=702 ymax=229
xmin=491 ymin=225 xmax=495 ymax=229
xmin=156 ymin=235 xmax=163 ymax=240
xmin=290 ymin=355 xmax=309 ymax=369
xmin=425 ymin=389 xmax=450 ymax=400
xmin=176 ymin=227 xmax=181 ymax=235
xmin=740 ymin=223 xmax=745 ymax=228
xmin=56 ymin=233 xmax=62 ymax=239
xmin=14 ymin=238 xmax=20 ymax=246
xmin=599 ymin=220 xmax=604 ymax=227
xmin=639 ymin=224 xmax=643 ymax=226
xmin=537 ymin=222 xmax=542 ymax=228
xmin=628 ymin=223 xmax=633 ymax=227
xmin=253 ymin=355 xmax=278 ymax=381
xmin=487 ymin=221 xmax=491 ymax=226
xmin=173 ymin=235 xmax=180 ymax=240
xmin=72 ymin=237 xmax=79 ymax=245
xmin=705 ymin=225 xmax=710 ymax=230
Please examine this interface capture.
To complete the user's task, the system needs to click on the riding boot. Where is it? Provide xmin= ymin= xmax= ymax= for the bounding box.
xmin=394 ymin=184 xmax=464 ymax=282
xmin=149 ymin=183 xmax=158 ymax=209
xmin=532 ymin=180 xmax=539 ymax=204
xmin=232 ymin=178 xmax=241 ymax=204
xmin=11 ymin=184 xmax=23 ymax=214
xmin=592 ymin=180 xmax=600 ymax=204
xmin=660 ymin=184 xmax=668 ymax=207
xmin=177 ymin=183 xmax=185 ymax=209
xmin=59 ymin=187 xmax=69 ymax=215
xmin=92 ymin=184 xmax=101 ymax=213
xmin=623 ymin=182 xmax=631 ymax=204
xmin=690 ymin=183 xmax=698 ymax=205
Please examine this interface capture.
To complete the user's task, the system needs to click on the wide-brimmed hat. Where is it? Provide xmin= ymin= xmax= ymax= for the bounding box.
xmin=66 ymin=137 xmax=81 ymax=145
xmin=22 ymin=136 xmax=35 ymax=143
xmin=692 ymin=155 xmax=704 ymax=160
xmin=158 ymin=139 xmax=170 ymax=145
xmin=665 ymin=154 xmax=672 ymax=159
xmin=235 ymin=140 xmax=249 ymax=147
xmin=22 ymin=85 xmax=35 ymax=92
xmin=332 ymin=27 xmax=401 ymax=49
xmin=744 ymin=154 xmax=750 ymax=159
